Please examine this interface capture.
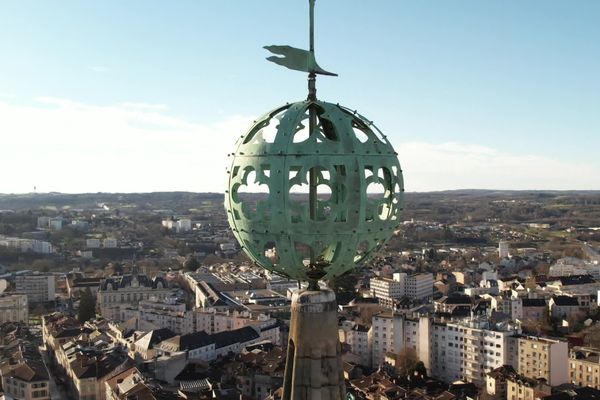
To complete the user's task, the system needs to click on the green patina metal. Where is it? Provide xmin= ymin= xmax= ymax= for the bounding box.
xmin=224 ymin=0 xmax=404 ymax=284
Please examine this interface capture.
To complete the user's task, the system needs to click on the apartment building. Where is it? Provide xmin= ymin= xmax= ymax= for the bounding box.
xmin=491 ymin=296 xmax=523 ymax=320
xmin=370 ymin=278 xmax=403 ymax=308
xmin=370 ymin=311 xmax=430 ymax=369
xmin=0 ymin=294 xmax=28 ymax=324
xmin=430 ymin=318 xmax=519 ymax=384
xmin=118 ymin=297 xmax=195 ymax=335
xmin=15 ymin=272 xmax=55 ymax=303
xmin=506 ymin=373 xmax=551 ymax=400
xmin=370 ymin=273 xmax=433 ymax=308
xmin=405 ymin=273 xmax=434 ymax=301
xmin=339 ymin=320 xmax=371 ymax=367
xmin=511 ymin=335 xmax=568 ymax=386
xmin=569 ymin=347 xmax=600 ymax=389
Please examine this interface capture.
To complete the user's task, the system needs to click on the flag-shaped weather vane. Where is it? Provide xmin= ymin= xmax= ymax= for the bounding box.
xmin=264 ymin=0 xmax=337 ymax=101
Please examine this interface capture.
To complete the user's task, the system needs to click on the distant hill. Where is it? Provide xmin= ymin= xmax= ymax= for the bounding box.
xmin=1 ymin=191 xmax=600 ymax=225
xmin=0 ymin=192 xmax=223 ymax=213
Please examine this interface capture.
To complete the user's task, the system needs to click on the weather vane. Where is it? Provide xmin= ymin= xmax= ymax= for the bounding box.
xmin=264 ymin=0 xmax=336 ymax=104
xmin=224 ymin=1 xmax=404 ymax=398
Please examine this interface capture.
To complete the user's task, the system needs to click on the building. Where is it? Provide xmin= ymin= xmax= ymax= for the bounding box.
xmin=499 ymin=241 xmax=510 ymax=258
xmin=176 ymin=218 xmax=192 ymax=233
xmin=404 ymin=273 xmax=434 ymax=301
xmin=549 ymin=295 xmax=582 ymax=320
xmin=541 ymin=386 xmax=600 ymax=400
xmin=119 ymin=297 xmax=195 ymax=335
xmin=511 ymin=335 xmax=569 ymax=386
xmin=195 ymin=309 xmax=280 ymax=340
xmin=430 ymin=317 xmax=520 ymax=384
xmin=42 ymin=313 xmax=83 ymax=353
xmin=486 ymin=365 xmax=517 ymax=399
xmin=370 ymin=311 xmax=430 ymax=369
xmin=156 ymin=326 xmax=261 ymax=363
xmin=549 ymin=257 xmax=600 ymax=279
xmin=339 ymin=320 xmax=371 ymax=367
xmin=506 ymin=373 xmax=551 ymax=400
xmin=0 ymin=294 xmax=28 ymax=324
xmin=0 ymin=236 xmax=53 ymax=254
xmin=67 ymin=277 xmax=102 ymax=299
xmin=15 ymin=272 xmax=55 ymax=303
xmin=48 ymin=217 xmax=63 ymax=231
xmin=369 ymin=277 xmax=403 ymax=308
xmin=97 ymin=266 xmax=172 ymax=321
xmin=104 ymin=366 xmax=181 ymax=400
xmin=370 ymin=272 xmax=433 ymax=308
xmin=162 ymin=218 xmax=192 ymax=233
xmin=569 ymin=346 xmax=600 ymax=389
xmin=492 ymin=296 xmax=523 ymax=320
xmin=57 ymin=338 xmax=132 ymax=400
xmin=434 ymin=294 xmax=472 ymax=314
xmin=0 ymin=343 xmax=50 ymax=400
xmin=521 ymin=298 xmax=547 ymax=323
xmin=133 ymin=328 xmax=177 ymax=361
xmin=86 ymin=238 xmax=101 ymax=248
xmin=235 ymin=347 xmax=285 ymax=400
xmin=103 ymin=237 xmax=118 ymax=248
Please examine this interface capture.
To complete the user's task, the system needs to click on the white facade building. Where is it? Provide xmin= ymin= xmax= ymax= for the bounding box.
xmin=103 ymin=237 xmax=118 ymax=248
xmin=0 ymin=236 xmax=53 ymax=254
xmin=405 ymin=273 xmax=434 ymax=300
xmin=370 ymin=278 xmax=403 ymax=308
xmin=370 ymin=272 xmax=433 ymax=308
xmin=86 ymin=238 xmax=101 ymax=248
xmin=339 ymin=321 xmax=371 ymax=366
xmin=499 ymin=241 xmax=510 ymax=259
xmin=48 ymin=218 xmax=63 ymax=231
xmin=15 ymin=272 xmax=55 ymax=303
xmin=370 ymin=312 xmax=430 ymax=368
xmin=430 ymin=318 xmax=520 ymax=384
xmin=370 ymin=311 xmax=521 ymax=385
xmin=0 ymin=294 xmax=28 ymax=324
xmin=176 ymin=219 xmax=192 ymax=233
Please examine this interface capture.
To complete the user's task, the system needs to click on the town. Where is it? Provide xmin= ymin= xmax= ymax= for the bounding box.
xmin=0 ymin=190 xmax=598 ymax=399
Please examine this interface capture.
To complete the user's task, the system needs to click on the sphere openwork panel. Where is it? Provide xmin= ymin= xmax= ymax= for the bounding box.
xmin=225 ymin=100 xmax=404 ymax=281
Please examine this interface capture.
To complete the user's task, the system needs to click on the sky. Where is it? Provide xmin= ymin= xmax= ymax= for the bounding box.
xmin=1 ymin=0 xmax=599 ymax=193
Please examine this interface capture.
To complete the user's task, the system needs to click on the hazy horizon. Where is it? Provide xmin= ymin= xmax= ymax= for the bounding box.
xmin=3 ymin=188 xmax=600 ymax=196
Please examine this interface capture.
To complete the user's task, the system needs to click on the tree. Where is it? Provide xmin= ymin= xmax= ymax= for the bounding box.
xmin=394 ymin=347 xmax=419 ymax=377
xmin=183 ymin=255 xmax=200 ymax=271
xmin=408 ymin=361 xmax=428 ymax=381
xmin=328 ymin=273 xmax=358 ymax=305
xmin=32 ymin=259 xmax=55 ymax=273
xmin=78 ymin=287 xmax=96 ymax=322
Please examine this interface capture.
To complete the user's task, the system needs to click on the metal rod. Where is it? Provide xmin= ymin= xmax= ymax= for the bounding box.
xmin=309 ymin=0 xmax=315 ymax=52
xmin=307 ymin=0 xmax=317 ymax=101
xmin=308 ymin=101 xmax=318 ymax=268
xmin=308 ymin=0 xmax=318 ymax=270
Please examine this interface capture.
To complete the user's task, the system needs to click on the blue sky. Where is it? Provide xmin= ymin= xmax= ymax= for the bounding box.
xmin=1 ymin=1 xmax=599 ymax=193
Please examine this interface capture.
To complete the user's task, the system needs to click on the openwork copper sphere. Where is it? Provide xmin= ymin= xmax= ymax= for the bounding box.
xmin=225 ymin=100 xmax=404 ymax=281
